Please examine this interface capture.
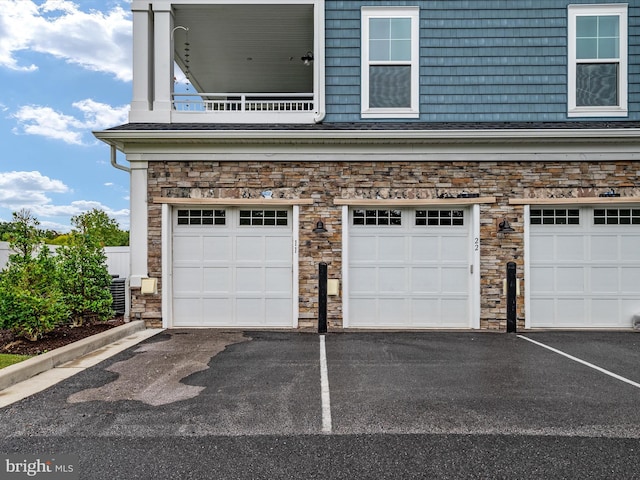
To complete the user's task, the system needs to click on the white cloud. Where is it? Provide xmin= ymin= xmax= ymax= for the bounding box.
xmin=0 ymin=171 xmax=69 ymax=207
xmin=0 ymin=171 xmax=129 ymax=230
xmin=0 ymin=0 xmax=132 ymax=81
xmin=34 ymin=199 xmax=128 ymax=218
xmin=13 ymin=100 xmax=129 ymax=145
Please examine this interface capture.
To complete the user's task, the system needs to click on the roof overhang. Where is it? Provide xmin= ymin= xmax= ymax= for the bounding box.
xmin=94 ymin=125 xmax=640 ymax=151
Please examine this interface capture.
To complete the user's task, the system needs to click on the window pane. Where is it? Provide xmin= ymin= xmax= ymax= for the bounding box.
xmin=369 ymin=18 xmax=390 ymax=40
xmin=598 ymin=37 xmax=618 ymax=58
xmin=576 ymin=15 xmax=619 ymax=59
xmin=370 ymin=65 xmax=411 ymax=108
xmin=576 ymin=38 xmax=598 ymax=58
xmin=369 ymin=17 xmax=411 ymax=61
xmin=390 ymin=18 xmax=411 ymax=39
xmin=370 ymin=39 xmax=389 ymax=61
xmin=576 ymin=63 xmax=618 ymax=106
xmin=599 ymin=15 xmax=619 ymax=38
xmin=577 ymin=16 xmax=597 ymax=38
xmin=390 ymin=39 xmax=411 ymax=61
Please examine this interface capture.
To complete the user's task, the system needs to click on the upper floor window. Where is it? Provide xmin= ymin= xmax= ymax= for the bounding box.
xmin=567 ymin=4 xmax=628 ymax=117
xmin=361 ymin=7 xmax=420 ymax=119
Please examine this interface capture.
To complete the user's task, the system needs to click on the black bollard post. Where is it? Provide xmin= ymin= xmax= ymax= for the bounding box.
xmin=506 ymin=261 xmax=517 ymax=333
xmin=318 ymin=262 xmax=328 ymax=334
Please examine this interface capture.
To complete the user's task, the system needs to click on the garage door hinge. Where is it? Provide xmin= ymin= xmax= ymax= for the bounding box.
xmin=294 ymin=240 xmax=298 ymax=254
xmin=470 ymin=264 xmax=474 ymax=274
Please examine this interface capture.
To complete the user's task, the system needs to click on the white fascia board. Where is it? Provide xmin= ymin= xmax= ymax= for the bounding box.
xmin=93 ymin=128 xmax=640 ymax=143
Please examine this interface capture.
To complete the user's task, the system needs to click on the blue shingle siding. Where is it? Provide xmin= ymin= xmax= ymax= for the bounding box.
xmin=324 ymin=0 xmax=640 ymax=123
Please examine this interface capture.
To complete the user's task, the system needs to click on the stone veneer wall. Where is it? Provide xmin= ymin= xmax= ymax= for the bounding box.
xmin=137 ymin=160 xmax=640 ymax=330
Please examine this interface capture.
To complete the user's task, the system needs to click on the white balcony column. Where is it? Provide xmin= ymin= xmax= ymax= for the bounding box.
xmin=152 ymin=4 xmax=174 ymax=120
xmin=129 ymin=160 xmax=149 ymax=288
xmin=314 ymin=0 xmax=326 ymax=122
xmin=130 ymin=2 xmax=152 ymax=121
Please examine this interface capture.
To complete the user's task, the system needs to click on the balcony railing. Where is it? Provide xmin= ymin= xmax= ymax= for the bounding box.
xmin=173 ymin=93 xmax=314 ymax=113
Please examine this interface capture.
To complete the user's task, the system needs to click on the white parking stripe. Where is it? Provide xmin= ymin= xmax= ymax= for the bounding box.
xmin=319 ymin=335 xmax=332 ymax=433
xmin=518 ymin=335 xmax=640 ymax=389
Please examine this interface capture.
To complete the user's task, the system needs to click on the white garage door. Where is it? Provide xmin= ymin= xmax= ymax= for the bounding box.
xmin=172 ymin=207 xmax=293 ymax=327
xmin=529 ymin=206 xmax=640 ymax=328
xmin=348 ymin=207 xmax=472 ymax=328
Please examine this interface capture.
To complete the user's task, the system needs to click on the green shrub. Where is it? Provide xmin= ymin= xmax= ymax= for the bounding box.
xmin=56 ymin=233 xmax=114 ymax=327
xmin=0 ymin=247 xmax=69 ymax=341
xmin=0 ymin=209 xmax=117 ymax=340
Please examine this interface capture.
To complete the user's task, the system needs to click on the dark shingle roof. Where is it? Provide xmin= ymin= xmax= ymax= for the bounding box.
xmin=107 ymin=121 xmax=640 ymax=132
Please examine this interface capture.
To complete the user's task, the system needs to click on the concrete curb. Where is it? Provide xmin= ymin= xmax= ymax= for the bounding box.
xmin=0 ymin=321 xmax=146 ymax=391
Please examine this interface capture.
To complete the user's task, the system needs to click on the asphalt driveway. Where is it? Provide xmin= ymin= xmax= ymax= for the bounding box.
xmin=1 ymin=330 xmax=639 ymax=479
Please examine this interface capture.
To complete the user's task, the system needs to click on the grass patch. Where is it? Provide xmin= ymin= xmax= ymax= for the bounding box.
xmin=0 ymin=353 xmax=32 ymax=369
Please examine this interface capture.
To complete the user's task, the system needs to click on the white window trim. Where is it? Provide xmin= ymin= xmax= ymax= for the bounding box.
xmin=567 ymin=3 xmax=628 ymax=118
xmin=361 ymin=6 xmax=420 ymax=119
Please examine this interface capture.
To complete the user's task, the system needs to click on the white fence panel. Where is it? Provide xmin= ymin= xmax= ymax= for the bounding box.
xmin=104 ymin=246 xmax=130 ymax=278
xmin=0 ymin=241 xmax=130 ymax=279
xmin=0 ymin=242 xmax=9 ymax=271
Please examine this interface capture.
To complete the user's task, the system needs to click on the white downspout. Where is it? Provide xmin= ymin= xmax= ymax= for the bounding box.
xmin=110 ymin=145 xmax=130 ymax=173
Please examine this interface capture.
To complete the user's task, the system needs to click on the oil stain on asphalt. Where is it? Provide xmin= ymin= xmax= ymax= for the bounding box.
xmin=68 ymin=330 xmax=249 ymax=406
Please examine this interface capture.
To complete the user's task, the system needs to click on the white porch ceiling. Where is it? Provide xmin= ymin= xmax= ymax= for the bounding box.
xmin=173 ymin=5 xmax=314 ymax=94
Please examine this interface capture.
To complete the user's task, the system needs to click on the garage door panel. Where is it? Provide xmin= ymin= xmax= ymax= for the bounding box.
xmin=350 ymin=236 xmax=378 ymax=261
xmin=620 ymin=237 xmax=640 ymax=259
xmin=590 ymin=267 xmax=619 ymax=293
xmin=236 ymin=298 xmax=263 ymax=325
xmin=557 ymin=236 xmax=585 ymax=261
xmin=173 ymin=298 xmax=203 ymax=326
xmin=379 ymin=267 xmax=407 ymax=293
xmin=622 ymin=299 xmax=640 ymax=321
xmin=265 ymin=236 xmax=292 ymax=262
xmin=411 ymin=236 xmax=440 ymax=261
xmin=530 ymin=236 xmax=555 ymax=261
xmin=530 ymin=298 xmax=554 ymax=327
xmin=530 ymin=267 xmax=554 ymax=292
xmin=442 ymin=267 xmax=469 ymax=293
xmin=173 ymin=267 xmax=203 ymax=293
xmin=441 ymin=236 xmax=468 ymax=261
xmin=350 ymin=298 xmax=377 ymax=325
xmin=621 ymin=268 xmax=640 ymax=293
xmin=350 ymin=267 xmax=377 ymax=293
xmin=378 ymin=298 xmax=409 ymax=325
xmin=591 ymin=236 xmax=619 ymax=261
xmin=557 ymin=298 xmax=586 ymax=325
xmin=172 ymin=207 xmax=293 ymax=327
xmin=440 ymin=298 xmax=469 ymax=326
xmin=379 ymin=237 xmax=407 ymax=262
xmin=411 ymin=299 xmax=439 ymax=324
xmin=174 ymin=236 xmax=202 ymax=262
xmin=202 ymin=236 xmax=231 ymax=261
xmin=411 ymin=267 xmax=439 ymax=293
xmin=265 ymin=267 xmax=292 ymax=293
xmin=235 ymin=267 xmax=264 ymax=293
xmin=203 ymin=267 xmax=231 ymax=293
xmin=556 ymin=267 xmax=585 ymax=293
xmin=348 ymin=207 xmax=471 ymax=328
xmin=236 ymin=236 xmax=263 ymax=262
xmin=265 ymin=298 xmax=292 ymax=322
xmin=530 ymin=205 xmax=640 ymax=328
xmin=591 ymin=299 xmax=620 ymax=326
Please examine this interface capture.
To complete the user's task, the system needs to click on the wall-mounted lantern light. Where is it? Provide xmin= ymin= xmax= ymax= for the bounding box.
xmin=498 ymin=219 xmax=515 ymax=233
xmin=301 ymin=51 xmax=314 ymax=66
xmin=312 ymin=220 xmax=327 ymax=233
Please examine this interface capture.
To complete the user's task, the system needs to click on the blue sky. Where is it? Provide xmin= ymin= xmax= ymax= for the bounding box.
xmin=0 ymin=0 xmax=134 ymax=232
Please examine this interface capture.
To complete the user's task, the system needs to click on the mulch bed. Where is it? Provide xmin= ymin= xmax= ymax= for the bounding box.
xmin=0 ymin=317 xmax=125 ymax=356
